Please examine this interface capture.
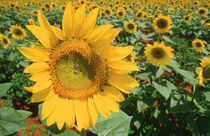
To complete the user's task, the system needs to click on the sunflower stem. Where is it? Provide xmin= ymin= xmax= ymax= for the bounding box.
xmin=80 ymin=129 xmax=86 ymax=136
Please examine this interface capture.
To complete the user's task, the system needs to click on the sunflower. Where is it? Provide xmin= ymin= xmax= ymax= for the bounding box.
xmin=44 ymin=3 xmax=51 ymax=10
xmin=28 ymin=18 xmax=36 ymax=25
xmin=144 ymin=41 xmax=174 ymax=66
xmin=197 ymin=57 xmax=210 ymax=85
xmin=124 ymin=20 xmax=137 ymax=33
xmin=183 ymin=14 xmax=192 ymax=23
xmin=0 ymin=34 xmax=10 ymax=48
xmin=192 ymin=39 xmax=205 ymax=53
xmin=152 ymin=16 xmax=172 ymax=33
xmin=116 ymin=7 xmax=126 ymax=18
xmin=9 ymin=25 xmax=26 ymax=40
xmin=103 ymin=7 xmax=112 ymax=16
xmin=135 ymin=11 xmax=144 ymax=19
xmin=193 ymin=0 xmax=200 ymax=6
xmin=19 ymin=3 xmax=139 ymax=131
xmin=197 ymin=7 xmax=208 ymax=17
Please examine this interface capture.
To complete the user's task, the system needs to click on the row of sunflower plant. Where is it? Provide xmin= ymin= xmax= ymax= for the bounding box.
xmin=0 ymin=0 xmax=209 ymax=136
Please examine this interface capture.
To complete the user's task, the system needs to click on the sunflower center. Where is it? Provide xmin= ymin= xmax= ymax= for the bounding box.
xmin=14 ymin=29 xmax=23 ymax=36
xmin=119 ymin=11 xmax=123 ymax=16
xmin=137 ymin=12 xmax=142 ymax=17
xmin=105 ymin=10 xmax=110 ymax=15
xmin=151 ymin=47 xmax=166 ymax=59
xmin=196 ymin=42 xmax=202 ymax=47
xmin=3 ymin=38 xmax=8 ymax=44
xmin=156 ymin=18 xmax=168 ymax=28
xmin=55 ymin=52 xmax=94 ymax=90
xmin=199 ymin=9 xmax=205 ymax=14
xmin=203 ymin=65 xmax=210 ymax=78
xmin=128 ymin=23 xmax=134 ymax=30
xmin=49 ymin=39 xmax=106 ymax=100
xmin=185 ymin=16 xmax=189 ymax=20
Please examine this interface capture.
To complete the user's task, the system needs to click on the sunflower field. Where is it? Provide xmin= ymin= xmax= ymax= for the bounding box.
xmin=0 ymin=0 xmax=210 ymax=136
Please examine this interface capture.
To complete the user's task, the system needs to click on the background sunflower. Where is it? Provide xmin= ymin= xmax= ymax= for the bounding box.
xmin=124 ymin=20 xmax=137 ymax=33
xmin=9 ymin=25 xmax=26 ymax=40
xmin=192 ymin=39 xmax=205 ymax=53
xmin=152 ymin=16 xmax=172 ymax=33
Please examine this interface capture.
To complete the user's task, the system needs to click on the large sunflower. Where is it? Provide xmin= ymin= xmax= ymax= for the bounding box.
xmin=197 ymin=57 xmax=210 ymax=85
xmin=0 ymin=34 xmax=10 ymax=48
xmin=144 ymin=41 xmax=174 ymax=66
xmin=152 ymin=16 xmax=172 ymax=33
xmin=19 ymin=3 xmax=139 ymax=131
xmin=124 ymin=20 xmax=137 ymax=33
xmin=192 ymin=39 xmax=205 ymax=53
xmin=9 ymin=25 xmax=26 ymax=40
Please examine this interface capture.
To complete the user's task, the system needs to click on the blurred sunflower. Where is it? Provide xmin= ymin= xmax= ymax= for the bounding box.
xmin=193 ymin=0 xmax=200 ymax=6
xmin=116 ymin=7 xmax=126 ymax=18
xmin=28 ymin=18 xmax=36 ymax=25
xmin=144 ymin=41 xmax=174 ymax=66
xmin=9 ymin=25 xmax=26 ymax=40
xmin=183 ymin=14 xmax=192 ymax=23
xmin=103 ymin=7 xmax=112 ymax=16
xmin=192 ymin=39 xmax=205 ymax=53
xmin=44 ymin=3 xmax=51 ymax=10
xmin=197 ymin=57 xmax=210 ymax=85
xmin=19 ymin=3 xmax=139 ymax=131
xmin=135 ymin=11 xmax=144 ymax=19
xmin=197 ymin=7 xmax=208 ymax=17
xmin=124 ymin=20 xmax=137 ymax=33
xmin=0 ymin=34 xmax=10 ymax=48
xmin=153 ymin=16 xmax=172 ymax=33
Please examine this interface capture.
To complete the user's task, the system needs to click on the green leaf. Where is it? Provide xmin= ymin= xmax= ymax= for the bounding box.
xmin=155 ymin=67 xmax=164 ymax=78
xmin=90 ymin=111 xmax=132 ymax=136
xmin=170 ymin=101 xmax=197 ymax=113
xmin=154 ymin=109 xmax=160 ymax=118
xmin=168 ymin=60 xmax=180 ymax=69
xmin=153 ymin=82 xmax=172 ymax=99
xmin=0 ymin=107 xmax=27 ymax=135
xmin=176 ymin=69 xmax=197 ymax=85
xmin=0 ymin=83 xmax=12 ymax=97
xmin=16 ymin=110 xmax=32 ymax=119
xmin=137 ymin=100 xmax=148 ymax=112
xmin=137 ymin=72 xmax=151 ymax=80
xmin=166 ymin=81 xmax=177 ymax=90
xmin=161 ymin=35 xmax=174 ymax=44
xmin=56 ymin=130 xmax=80 ymax=136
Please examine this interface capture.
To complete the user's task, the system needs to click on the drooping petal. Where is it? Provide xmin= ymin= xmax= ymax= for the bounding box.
xmin=64 ymin=100 xmax=75 ymax=128
xmin=80 ymin=8 xmax=99 ymax=39
xmin=18 ymin=47 xmax=49 ymax=62
xmin=31 ymin=88 xmax=52 ymax=103
xmin=62 ymin=3 xmax=74 ymax=38
xmin=74 ymin=100 xmax=90 ymax=131
xmin=93 ymin=94 xmax=110 ymax=118
xmin=33 ymin=80 xmax=52 ymax=93
xmin=29 ymin=72 xmax=50 ymax=82
xmin=56 ymin=98 xmax=66 ymax=130
xmin=100 ymin=92 xmax=119 ymax=112
xmin=26 ymin=25 xmax=56 ymax=49
xmin=24 ymin=62 xmax=49 ymax=74
xmin=102 ymin=86 xmax=125 ymax=102
xmin=88 ymin=97 xmax=98 ymax=126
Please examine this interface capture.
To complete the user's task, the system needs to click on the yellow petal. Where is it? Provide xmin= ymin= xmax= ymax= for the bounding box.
xmin=42 ymin=91 xmax=58 ymax=120
xmin=86 ymin=25 xmax=113 ymax=43
xmin=80 ymin=8 xmax=99 ymax=39
xmin=64 ymin=100 xmax=75 ymax=128
xmin=62 ymin=3 xmax=74 ymax=38
xmin=26 ymin=25 xmax=55 ymax=48
xmin=37 ymin=11 xmax=58 ymax=48
xmin=109 ymin=72 xmax=139 ymax=87
xmin=46 ymin=109 xmax=56 ymax=126
xmin=100 ymin=92 xmax=119 ymax=112
xmin=33 ymin=80 xmax=52 ymax=93
xmin=18 ymin=47 xmax=49 ymax=62
xmin=56 ymin=98 xmax=66 ymax=130
xmin=51 ymin=26 xmax=65 ymax=40
xmin=107 ymin=60 xmax=138 ymax=74
xmin=24 ymin=86 xmax=34 ymax=93
xmin=102 ymin=86 xmax=125 ymax=102
xmin=74 ymin=4 xmax=86 ymax=38
xmin=88 ymin=97 xmax=98 ymax=126
xmin=74 ymin=100 xmax=90 ymax=131
xmin=29 ymin=72 xmax=50 ymax=82
xmin=24 ymin=62 xmax=49 ymax=74
xmin=100 ymin=46 xmax=134 ymax=61
xmin=31 ymin=88 xmax=52 ymax=103
xmin=93 ymin=94 xmax=110 ymax=118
